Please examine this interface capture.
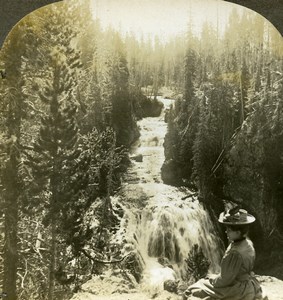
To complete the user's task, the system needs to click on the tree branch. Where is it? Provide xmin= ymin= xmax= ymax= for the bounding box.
xmin=81 ymin=249 xmax=131 ymax=265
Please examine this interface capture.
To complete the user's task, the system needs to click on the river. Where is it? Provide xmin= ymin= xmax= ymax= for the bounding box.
xmin=112 ymin=97 xmax=221 ymax=294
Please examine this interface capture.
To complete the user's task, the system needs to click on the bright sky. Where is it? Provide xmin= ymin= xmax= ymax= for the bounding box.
xmin=90 ymin=0 xmax=244 ymax=41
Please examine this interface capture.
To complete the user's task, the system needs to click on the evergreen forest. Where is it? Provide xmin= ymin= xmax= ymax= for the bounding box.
xmin=0 ymin=0 xmax=282 ymax=299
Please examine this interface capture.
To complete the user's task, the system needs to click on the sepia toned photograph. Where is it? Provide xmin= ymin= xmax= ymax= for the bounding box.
xmin=0 ymin=0 xmax=282 ymax=299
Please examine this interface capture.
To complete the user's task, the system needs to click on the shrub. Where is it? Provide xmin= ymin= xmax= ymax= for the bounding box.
xmin=185 ymin=244 xmax=210 ymax=281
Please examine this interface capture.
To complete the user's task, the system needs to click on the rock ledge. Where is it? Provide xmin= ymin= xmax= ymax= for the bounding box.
xmin=70 ymin=273 xmax=283 ymax=300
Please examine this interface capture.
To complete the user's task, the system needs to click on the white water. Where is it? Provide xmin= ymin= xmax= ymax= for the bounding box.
xmin=113 ymin=97 xmax=221 ymax=293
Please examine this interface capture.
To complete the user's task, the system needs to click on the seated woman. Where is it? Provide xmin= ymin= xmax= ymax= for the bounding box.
xmin=184 ymin=207 xmax=263 ymax=300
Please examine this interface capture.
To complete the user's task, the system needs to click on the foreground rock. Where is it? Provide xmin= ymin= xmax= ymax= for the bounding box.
xmin=257 ymin=276 xmax=283 ymax=300
xmin=70 ymin=272 xmax=283 ymax=300
xmin=71 ymin=291 xmax=181 ymax=300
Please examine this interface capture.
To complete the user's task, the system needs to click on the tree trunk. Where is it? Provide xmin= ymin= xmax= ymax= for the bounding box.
xmin=3 ymin=156 xmax=19 ymax=300
xmin=48 ymin=168 xmax=60 ymax=300
xmin=239 ymin=74 xmax=245 ymax=125
xmin=48 ymin=221 xmax=56 ymax=300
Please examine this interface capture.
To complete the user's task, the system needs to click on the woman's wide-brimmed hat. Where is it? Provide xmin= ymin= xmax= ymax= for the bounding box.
xmin=218 ymin=207 xmax=255 ymax=225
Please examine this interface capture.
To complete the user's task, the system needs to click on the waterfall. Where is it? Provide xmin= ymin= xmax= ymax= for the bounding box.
xmin=112 ymin=97 xmax=221 ymax=293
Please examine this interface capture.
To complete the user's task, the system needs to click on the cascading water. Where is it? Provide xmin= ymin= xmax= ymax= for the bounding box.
xmin=112 ymin=97 xmax=221 ymax=294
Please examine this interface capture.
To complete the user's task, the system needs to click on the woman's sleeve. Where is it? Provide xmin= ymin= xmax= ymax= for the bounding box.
xmin=211 ymin=250 xmax=242 ymax=288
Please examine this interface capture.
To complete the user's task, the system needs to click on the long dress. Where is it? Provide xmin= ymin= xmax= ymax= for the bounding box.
xmin=186 ymin=238 xmax=263 ymax=300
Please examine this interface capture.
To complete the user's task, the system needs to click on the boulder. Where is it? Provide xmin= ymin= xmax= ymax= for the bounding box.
xmin=157 ymin=257 xmax=171 ymax=267
xmin=131 ymin=154 xmax=143 ymax=162
xmin=181 ymin=275 xmax=283 ymax=300
xmin=163 ymin=279 xmax=178 ymax=293
xmin=140 ymin=97 xmax=164 ymax=117
xmin=161 ymin=159 xmax=182 ymax=186
xmin=257 ymin=275 xmax=283 ymax=300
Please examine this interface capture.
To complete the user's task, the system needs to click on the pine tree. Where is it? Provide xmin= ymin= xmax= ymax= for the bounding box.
xmin=110 ymin=34 xmax=133 ymax=146
xmin=0 ymin=19 xmax=37 ymax=300
xmin=178 ymin=49 xmax=199 ymax=180
xmin=192 ymin=80 xmax=235 ymax=200
xmin=184 ymin=49 xmax=197 ymax=105
xmin=64 ymin=128 xmax=127 ymax=263
xmin=97 ymin=31 xmax=138 ymax=146
xmin=162 ymin=48 xmax=200 ymax=185
xmin=26 ymin=46 xmax=80 ymax=300
xmin=239 ymin=58 xmax=250 ymax=123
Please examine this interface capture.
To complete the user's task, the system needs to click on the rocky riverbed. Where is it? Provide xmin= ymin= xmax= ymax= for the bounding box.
xmin=70 ymin=268 xmax=283 ymax=300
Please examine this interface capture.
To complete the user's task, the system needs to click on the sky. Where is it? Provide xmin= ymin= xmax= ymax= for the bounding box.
xmin=90 ymin=0 xmax=246 ymax=41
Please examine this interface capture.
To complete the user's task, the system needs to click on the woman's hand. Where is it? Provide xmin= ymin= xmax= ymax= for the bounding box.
xmin=204 ymin=274 xmax=217 ymax=280
xmin=204 ymin=273 xmax=218 ymax=284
